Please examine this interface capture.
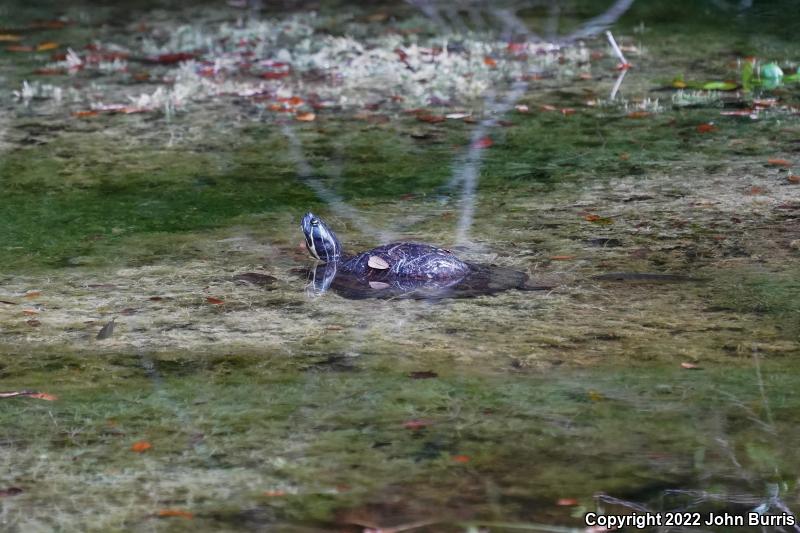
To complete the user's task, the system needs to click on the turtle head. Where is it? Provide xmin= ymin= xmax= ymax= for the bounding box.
xmin=301 ymin=212 xmax=342 ymax=263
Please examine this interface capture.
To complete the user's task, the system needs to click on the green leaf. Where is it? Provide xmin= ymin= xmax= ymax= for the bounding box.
xmin=702 ymin=81 xmax=738 ymax=91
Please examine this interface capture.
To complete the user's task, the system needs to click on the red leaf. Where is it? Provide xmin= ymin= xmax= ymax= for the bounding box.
xmin=473 ymin=136 xmax=493 ymax=149
xmin=483 ymin=56 xmax=497 ymax=68
xmin=696 ymin=123 xmax=717 ymax=133
xmin=260 ymin=71 xmax=290 ymax=80
xmin=556 ymin=498 xmax=579 ymax=506
xmin=149 ymin=52 xmax=196 ymax=64
xmin=206 ymin=297 xmax=225 ymax=305
xmin=403 ymin=419 xmax=430 ymax=430
xmin=131 ymin=440 xmax=152 ymax=452
xmin=452 ymin=454 xmax=471 ymax=463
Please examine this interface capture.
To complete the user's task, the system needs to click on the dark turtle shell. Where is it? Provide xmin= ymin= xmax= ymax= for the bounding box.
xmin=340 ymin=242 xmax=471 ymax=280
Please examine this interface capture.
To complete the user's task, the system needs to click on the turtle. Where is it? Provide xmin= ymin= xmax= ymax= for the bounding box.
xmin=301 ymin=212 xmax=471 ymax=280
xmin=300 ymin=212 xmax=547 ymax=299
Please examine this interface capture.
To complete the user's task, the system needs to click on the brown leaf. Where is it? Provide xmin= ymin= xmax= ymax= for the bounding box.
xmin=409 ymin=371 xmax=438 ymax=379
xmin=556 ymin=498 xmax=579 ymax=506
xmin=626 ymin=111 xmax=651 ymax=119
xmin=550 ymin=255 xmax=576 ymax=261
xmin=36 ymin=41 xmax=59 ymax=52
xmin=157 ymin=509 xmax=193 ymax=519
xmin=23 ymin=290 xmax=41 ymax=298
xmin=27 ymin=392 xmax=57 ymax=401
xmin=206 ymin=297 xmax=225 ymax=305
xmin=22 ymin=309 xmax=39 ymax=316
xmin=5 ymin=45 xmax=34 ymax=52
xmin=295 ymin=112 xmax=316 ymax=122
xmin=72 ymin=110 xmax=99 ymax=118
xmin=767 ymin=158 xmax=792 ymax=167
xmin=696 ymin=123 xmax=717 ymax=133
xmin=367 ymin=256 xmax=390 ymax=270
xmin=788 ymin=175 xmax=800 ymax=184
xmin=0 ymin=34 xmax=21 ymax=42
xmin=452 ymin=454 xmax=471 ymax=463
xmin=416 ymin=113 xmax=445 ymax=124
xmin=745 ymin=186 xmax=766 ymax=196
xmin=0 ymin=487 xmax=23 ymax=498
xmin=681 ymin=362 xmax=701 ymax=370
xmin=483 ymin=56 xmax=497 ymax=68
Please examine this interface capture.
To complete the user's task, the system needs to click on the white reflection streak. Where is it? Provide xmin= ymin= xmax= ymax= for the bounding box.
xmin=281 ymin=123 xmax=395 ymax=243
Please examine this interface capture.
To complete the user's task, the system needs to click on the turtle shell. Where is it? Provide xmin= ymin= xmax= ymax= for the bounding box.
xmin=341 ymin=242 xmax=471 ymax=280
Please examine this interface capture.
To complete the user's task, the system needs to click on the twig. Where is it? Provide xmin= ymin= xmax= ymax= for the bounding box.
xmin=605 ymin=30 xmax=628 ymax=67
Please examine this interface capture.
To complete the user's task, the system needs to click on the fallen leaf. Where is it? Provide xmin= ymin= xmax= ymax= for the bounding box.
xmin=540 ymin=104 xmax=557 ymax=112
xmin=147 ymin=52 xmax=195 ymax=64
xmin=22 ymin=309 xmax=39 ymax=316
xmin=788 ymin=175 xmax=800 ymax=184
xmin=5 ymin=45 xmax=34 ymax=52
xmin=96 ymin=317 xmax=116 ymax=340
xmin=33 ymin=67 xmax=65 ymax=75
xmin=681 ymin=362 xmax=701 ymax=370
xmin=767 ymin=158 xmax=792 ymax=167
xmin=0 ymin=34 xmax=21 ymax=42
xmin=473 ymin=136 xmax=493 ymax=149
xmin=416 ymin=113 xmax=445 ymax=124
xmin=452 ymin=454 xmax=471 ymax=463
xmin=0 ymin=390 xmax=57 ymax=400
xmin=206 ymin=297 xmax=225 ymax=305
xmin=578 ymin=72 xmax=592 ymax=80
xmin=672 ymin=80 xmax=687 ymax=89
xmin=157 ymin=509 xmax=193 ymax=519
xmin=403 ymin=419 xmax=430 ymax=430
xmin=261 ymin=70 xmax=290 ymax=80
xmin=0 ymin=487 xmax=23 ymax=498
xmin=27 ymin=392 xmax=57 ymax=401
xmin=626 ymin=111 xmax=650 ymax=119
xmin=278 ymin=96 xmax=304 ymax=106
xmin=560 ymin=107 xmax=576 ymax=115
xmin=515 ymin=104 xmax=529 ymax=113
xmin=746 ymin=186 xmax=766 ymax=196
xmin=131 ymin=440 xmax=152 ymax=452
xmin=263 ymin=490 xmax=286 ymax=497
xmin=587 ymin=390 xmax=604 ymax=402
xmin=696 ymin=123 xmax=717 ymax=133
xmin=367 ymin=256 xmax=390 ymax=270
xmin=445 ymin=112 xmax=471 ymax=120
xmin=148 ymin=296 xmax=163 ymax=301
xmin=72 ymin=110 xmax=99 ymax=118
xmin=23 ymin=290 xmax=41 ymax=298
xmin=295 ymin=112 xmax=316 ymax=122
xmin=584 ymin=214 xmax=614 ymax=225
xmin=36 ymin=41 xmax=59 ymax=52
xmin=550 ymin=255 xmax=576 ymax=261
xmin=556 ymin=498 xmax=579 ymax=506
xmin=483 ymin=56 xmax=497 ymax=68
xmin=409 ymin=371 xmax=438 ymax=379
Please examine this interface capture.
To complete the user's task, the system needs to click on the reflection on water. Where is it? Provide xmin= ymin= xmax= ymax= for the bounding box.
xmin=304 ymin=260 xmax=540 ymax=300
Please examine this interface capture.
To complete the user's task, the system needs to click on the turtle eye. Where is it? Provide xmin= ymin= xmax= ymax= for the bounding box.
xmin=310 ymin=218 xmax=319 ymax=226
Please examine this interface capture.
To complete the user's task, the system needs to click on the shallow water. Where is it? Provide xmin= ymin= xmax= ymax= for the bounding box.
xmin=1 ymin=1 xmax=800 ymax=531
